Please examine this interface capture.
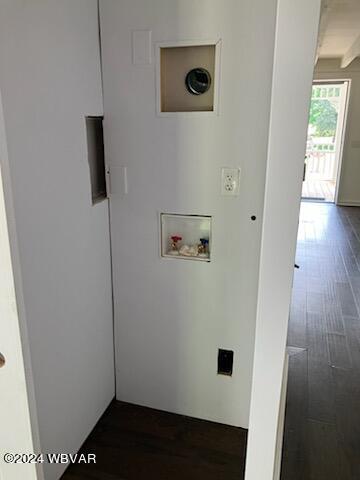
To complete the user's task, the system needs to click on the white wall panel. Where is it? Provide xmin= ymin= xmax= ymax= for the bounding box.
xmin=100 ymin=0 xmax=277 ymax=427
xmin=0 ymin=2 xmax=114 ymax=479
xmin=245 ymin=0 xmax=321 ymax=478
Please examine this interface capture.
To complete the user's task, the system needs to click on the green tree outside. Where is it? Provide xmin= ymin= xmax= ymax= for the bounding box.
xmin=308 ymin=99 xmax=338 ymax=137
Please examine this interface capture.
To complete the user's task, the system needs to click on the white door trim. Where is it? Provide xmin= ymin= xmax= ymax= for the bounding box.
xmin=311 ymin=79 xmax=351 ymax=204
xmin=334 ymin=80 xmax=351 ymax=204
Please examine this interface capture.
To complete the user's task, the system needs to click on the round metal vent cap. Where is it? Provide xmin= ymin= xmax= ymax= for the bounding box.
xmin=185 ymin=68 xmax=211 ymax=95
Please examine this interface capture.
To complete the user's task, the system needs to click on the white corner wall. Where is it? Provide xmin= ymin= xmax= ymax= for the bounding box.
xmin=245 ymin=0 xmax=321 ymax=478
xmin=315 ymin=58 xmax=360 ymax=206
xmin=0 ymin=2 xmax=114 ymax=479
xmin=100 ymin=0 xmax=278 ymax=427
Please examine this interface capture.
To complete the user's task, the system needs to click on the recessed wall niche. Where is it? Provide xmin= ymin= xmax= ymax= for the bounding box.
xmin=159 ymin=44 xmax=217 ymax=113
xmin=85 ymin=116 xmax=107 ymax=204
xmin=161 ymin=213 xmax=212 ymax=262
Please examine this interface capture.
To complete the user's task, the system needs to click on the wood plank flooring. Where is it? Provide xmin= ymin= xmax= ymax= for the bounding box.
xmin=61 ymin=401 xmax=247 ymax=480
xmin=62 ymin=201 xmax=360 ymax=480
xmin=281 ymin=202 xmax=360 ymax=480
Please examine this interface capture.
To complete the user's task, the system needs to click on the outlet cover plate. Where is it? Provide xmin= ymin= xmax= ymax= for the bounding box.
xmin=221 ymin=167 xmax=240 ymax=196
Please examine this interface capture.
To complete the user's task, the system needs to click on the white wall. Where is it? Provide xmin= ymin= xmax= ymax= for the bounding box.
xmin=0 ymin=88 xmax=41 ymax=480
xmin=0 ymin=2 xmax=114 ymax=479
xmin=315 ymin=58 xmax=360 ymax=206
xmin=245 ymin=0 xmax=321 ymax=478
xmin=100 ymin=0 xmax=277 ymax=427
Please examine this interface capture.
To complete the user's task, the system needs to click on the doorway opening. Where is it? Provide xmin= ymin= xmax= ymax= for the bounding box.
xmin=302 ymin=81 xmax=349 ymax=203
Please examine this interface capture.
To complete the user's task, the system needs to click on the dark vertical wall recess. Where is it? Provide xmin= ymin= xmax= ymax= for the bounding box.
xmin=86 ymin=116 xmax=107 ymax=203
xmin=218 ymin=349 xmax=234 ymax=376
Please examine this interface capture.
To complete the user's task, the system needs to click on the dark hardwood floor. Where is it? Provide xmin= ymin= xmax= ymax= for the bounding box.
xmin=281 ymin=202 xmax=360 ymax=480
xmin=61 ymin=401 xmax=247 ymax=480
xmin=62 ymin=201 xmax=360 ymax=480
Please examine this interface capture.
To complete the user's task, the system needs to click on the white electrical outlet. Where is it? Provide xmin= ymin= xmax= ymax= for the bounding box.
xmin=221 ymin=167 xmax=240 ymax=196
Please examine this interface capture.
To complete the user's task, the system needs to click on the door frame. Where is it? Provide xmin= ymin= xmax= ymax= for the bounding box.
xmin=311 ymin=79 xmax=351 ymax=204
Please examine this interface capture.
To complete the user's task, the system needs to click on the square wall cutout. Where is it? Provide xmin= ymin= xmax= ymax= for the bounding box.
xmin=160 ymin=44 xmax=216 ymax=113
xmin=161 ymin=213 xmax=211 ymax=262
xmin=85 ymin=116 xmax=107 ymax=204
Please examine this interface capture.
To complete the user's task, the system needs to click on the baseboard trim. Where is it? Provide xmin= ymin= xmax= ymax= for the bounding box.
xmin=337 ymin=201 xmax=360 ymax=207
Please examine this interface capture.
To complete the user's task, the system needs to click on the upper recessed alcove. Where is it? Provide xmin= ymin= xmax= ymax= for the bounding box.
xmin=157 ymin=41 xmax=221 ymax=114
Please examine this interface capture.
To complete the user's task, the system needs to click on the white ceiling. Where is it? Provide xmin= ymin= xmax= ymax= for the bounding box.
xmin=317 ymin=0 xmax=360 ymax=67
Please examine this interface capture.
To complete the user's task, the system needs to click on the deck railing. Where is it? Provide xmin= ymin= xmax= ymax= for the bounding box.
xmin=306 ymin=138 xmax=336 ymax=181
xmin=305 ymin=151 xmax=336 ymax=180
